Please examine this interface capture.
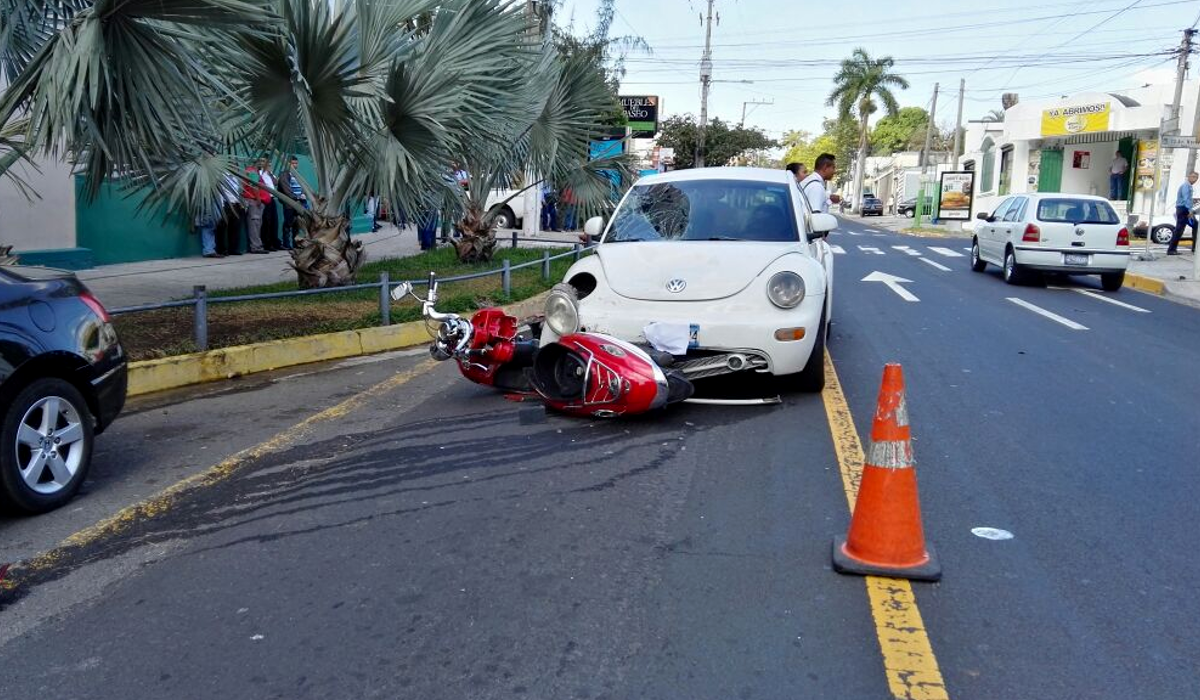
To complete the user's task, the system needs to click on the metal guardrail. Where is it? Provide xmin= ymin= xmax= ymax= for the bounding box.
xmin=110 ymin=243 xmax=594 ymax=351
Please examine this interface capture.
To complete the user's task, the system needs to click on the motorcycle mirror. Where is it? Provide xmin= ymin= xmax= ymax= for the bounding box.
xmin=390 ymin=281 xmax=414 ymax=301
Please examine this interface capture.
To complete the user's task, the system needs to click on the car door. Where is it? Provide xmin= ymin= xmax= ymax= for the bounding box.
xmin=998 ymin=196 xmax=1027 ymax=254
xmin=981 ymin=198 xmax=1013 ymax=262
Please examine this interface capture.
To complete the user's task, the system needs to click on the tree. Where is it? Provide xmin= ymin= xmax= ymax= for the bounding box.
xmin=0 ymin=0 xmax=560 ymax=287
xmin=658 ymin=115 xmax=776 ymax=169
xmin=827 ymin=48 xmax=909 ymax=205
xmin=983 ymin=109 xmax=1006 ymax=122
xmin=870 ymin=107 xmax=930 ymax=156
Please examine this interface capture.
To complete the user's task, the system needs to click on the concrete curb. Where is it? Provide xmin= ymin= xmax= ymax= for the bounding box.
xmin=127 ymin=291 xmax=551 ymax=397
xmin=1124 ymin=273 xmax=1165 ymax=295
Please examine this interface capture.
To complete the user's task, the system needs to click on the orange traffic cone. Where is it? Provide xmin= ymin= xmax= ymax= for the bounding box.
xmin=833 ymin=364 xmax=941 ymax=581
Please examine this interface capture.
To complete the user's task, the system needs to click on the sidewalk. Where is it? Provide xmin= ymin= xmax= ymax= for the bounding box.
xmin=1127 ymin=244 xmax=1200 ymax=307
xmin=77 ymin=224 xmax=583 ymax=308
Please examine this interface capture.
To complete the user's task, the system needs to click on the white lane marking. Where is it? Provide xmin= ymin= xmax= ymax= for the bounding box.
xmin=929 ymin=246 xmax=965 ymax=258
xmin=872 ymin=233 xmax=888 ymax=237
xmin=863 ymin=271 xmax=919 ymax=302
xmin=972 ymin=527 xmax=1014 ymax=541
xmin=847 ymin=231 xmax=864 ymax=236
xmin=892 ymin=246 xmax=922 ymax=256
xmin=962 ymin=247 xmax=972 ymax=252
xmin=1072 ymin=288 xmax=1151 ymax=313
xmin=857 ymin=245 xmax=885 ymax=255
xmin=830 ymin=244 xmax=846 ymax=254
xmin=919 ymin=257 xmax=952 ymax=271
xmin=1007 ymin=298 xmax=1089 ymax=330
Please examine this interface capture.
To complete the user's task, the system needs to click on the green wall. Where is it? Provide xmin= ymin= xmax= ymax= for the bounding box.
xmin=75 ymin=155 xmax=374 ymax=266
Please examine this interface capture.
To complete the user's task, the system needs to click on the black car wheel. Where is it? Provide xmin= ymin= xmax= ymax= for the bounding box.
xmin=0 ymin=378 xmax=95 ymax=514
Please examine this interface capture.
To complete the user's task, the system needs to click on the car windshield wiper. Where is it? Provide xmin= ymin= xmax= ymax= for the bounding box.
xmin=705 ymin=236 xmax=743 ymax=241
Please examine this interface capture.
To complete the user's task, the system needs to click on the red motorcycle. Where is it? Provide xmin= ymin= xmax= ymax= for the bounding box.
xmin=392 ymin=275 xmax=693 ymax=418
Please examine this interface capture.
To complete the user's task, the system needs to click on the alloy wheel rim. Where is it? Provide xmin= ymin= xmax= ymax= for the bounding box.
xmin=15 ymin=395 xmax=85 ymax=495
xmin=1005 ymin=254 xmax=1014 ymax=279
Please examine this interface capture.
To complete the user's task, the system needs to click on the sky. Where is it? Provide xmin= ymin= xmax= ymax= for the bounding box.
xmin=555 ymin=0 xmax=1200 ymax=141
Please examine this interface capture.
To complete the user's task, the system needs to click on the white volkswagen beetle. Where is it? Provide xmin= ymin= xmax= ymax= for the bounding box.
xmin=540 ymin=167 xmax=837 ymax=391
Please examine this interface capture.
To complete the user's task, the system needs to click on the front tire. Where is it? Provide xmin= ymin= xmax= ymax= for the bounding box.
xmin=0 ymin=378 xmax=95 ymax=514
xmin=493 ymin=207 xmax=516 ymax=230
xmin=1100 ymin=271 xmax=1125 ymax=292
xmin=1151 ymin=225 xmax=1174 ymax=245
xmin=971 ymin=239 xmax=987 ymax=272
xmin=789 ymin=314 xmax=827 ymax=393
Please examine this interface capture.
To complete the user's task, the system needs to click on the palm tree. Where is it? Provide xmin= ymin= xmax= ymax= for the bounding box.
xmin=827 ymin=48 xmax=909 ymax=210
xmin=0 ymin=0 xmax=544 ymax=287
xmin=983 ymin=109 xmax=1006 ymax=122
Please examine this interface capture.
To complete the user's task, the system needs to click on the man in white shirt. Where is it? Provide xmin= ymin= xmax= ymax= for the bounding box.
xmin=1109 ymin=153 xmax=1129 ymax=201
xmin=257 ymin=156 xmax=281 ymax=251
xmin=799 ymin=153 xmax=842 ymax=214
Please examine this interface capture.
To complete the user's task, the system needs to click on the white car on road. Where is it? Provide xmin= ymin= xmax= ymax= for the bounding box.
xmin=540 ymin=167 xmax=837 ymax=391
xmin=971 ymin=193 xmax=1131 ymax=290
xmin=485 ymin=189 xmax=525 ymax=229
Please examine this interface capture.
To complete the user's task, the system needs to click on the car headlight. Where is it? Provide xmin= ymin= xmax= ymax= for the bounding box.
xmin=767 ymin=271 xmax=806 ymax=309
xmin=545 ymin=287 xmax=581 ymax=336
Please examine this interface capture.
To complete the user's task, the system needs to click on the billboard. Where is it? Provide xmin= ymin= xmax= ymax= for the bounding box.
xmin=1040 ymin=102 xmax=1110 ymax=137
xmin=620 ymin=95 xmax=659 ymax=139
xmin=937 ymin=171 xmax=974 ymax=221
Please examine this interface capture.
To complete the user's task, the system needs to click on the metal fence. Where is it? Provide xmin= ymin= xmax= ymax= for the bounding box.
xmin=109 ymin=242 xmax=593 ymax=351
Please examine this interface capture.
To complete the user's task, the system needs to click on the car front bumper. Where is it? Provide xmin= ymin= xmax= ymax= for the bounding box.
xmin=1014 ymin=246 xmax=1130 ymax=274
xmin=571 ymin=293 xmax=826 ymax=376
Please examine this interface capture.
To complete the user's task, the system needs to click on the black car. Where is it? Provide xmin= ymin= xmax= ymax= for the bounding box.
xmin=860 ymin=196 xmax=884 ymax=216
xmin=898 ymin=196 xmax=934 ymax=218
xmin=0 ymin=266 xmax=126 ymax=514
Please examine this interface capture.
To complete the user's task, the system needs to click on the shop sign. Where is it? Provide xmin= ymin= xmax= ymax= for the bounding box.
xmin=1136 ymin=140 xmax=1157 ymax=191
xmin=937 ymin=171 xmax=974 ymax=221
xmin=620 ymin=96 xmax=660 ymax=139
xmin=1040 ymin=102 xmax=1110 ymax=137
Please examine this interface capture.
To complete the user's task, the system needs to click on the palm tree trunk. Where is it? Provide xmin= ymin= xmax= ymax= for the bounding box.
xmin=289 ymin=212 xmax=366 ymax=288
xmin=454 ymin=204 xmax=499 ymax=263
xmin=852 ymin=116 xmax=870 ymax=214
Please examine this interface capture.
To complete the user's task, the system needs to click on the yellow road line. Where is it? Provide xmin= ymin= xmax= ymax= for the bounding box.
xmin=822 ymin=350 xmax=950 ymax=700
xmin=2 ymin=360 xmax=438 ymax=592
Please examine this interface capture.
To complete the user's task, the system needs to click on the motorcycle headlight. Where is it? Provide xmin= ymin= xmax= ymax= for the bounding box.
xmin=545 ymin=288 xmax=581 ymax=336
xmin=767 ymin=271 xmax=806 ymax=309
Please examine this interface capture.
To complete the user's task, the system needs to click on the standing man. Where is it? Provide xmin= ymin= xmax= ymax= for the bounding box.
xmin=785 ymin=162 xmax=808 ymax=185
xmin=799 ymin=153 xmax=843 ymax=214
xmin=257 ymin=156 xmax=281 ymax=251
xmin=216 ymin=173 xmax=244 ymax=255
xmin=1167 ymin=171 xmax=1198 ymax=256
xmin=1109 ymin=152 xmax=1129 ymax=201
xmin=243 ymin=161 xmax=268 ymax=254
xmin=277 ymin=156 xmax=306 ymax=249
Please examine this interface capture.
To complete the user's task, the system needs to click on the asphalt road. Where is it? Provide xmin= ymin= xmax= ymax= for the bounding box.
xmin=1 ymin=217 xmax=1198 ymax=699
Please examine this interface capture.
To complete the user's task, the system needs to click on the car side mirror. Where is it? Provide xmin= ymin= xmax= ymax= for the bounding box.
xmin=583 ymin=216 xmax=605 ymax=239
xmin=976 ymin=212 xmax=992 ymax=222
xmin=807 ymin=213 xmax=838 ymax=241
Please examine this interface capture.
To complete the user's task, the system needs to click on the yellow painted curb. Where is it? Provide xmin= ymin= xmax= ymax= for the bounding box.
xmin=1124 ymin=273 xmax=1165 ymax=295
xmin=127 ymin=291 xmax=551 ymax=398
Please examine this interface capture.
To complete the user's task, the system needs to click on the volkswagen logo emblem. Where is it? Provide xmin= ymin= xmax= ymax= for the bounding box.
xmin=665 ymin=278 xmax=687 ymax=293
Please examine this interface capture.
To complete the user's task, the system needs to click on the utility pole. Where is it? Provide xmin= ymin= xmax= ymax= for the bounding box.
xmin=740 ymin=99 xmax=773 ymax=127
xmin=952 ymin=78 xmax=965 ymax=170
xmin=522 ymin=0 xmax=542 ymax=238
xmin=695 ymin=0 xmax=715 ymax=168
xmin=1145 ymin=28 xmax=1194 ymax=261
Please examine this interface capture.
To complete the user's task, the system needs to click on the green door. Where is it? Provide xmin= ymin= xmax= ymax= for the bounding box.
xmin=1038 ymin=149 xmax=1063 ymax=193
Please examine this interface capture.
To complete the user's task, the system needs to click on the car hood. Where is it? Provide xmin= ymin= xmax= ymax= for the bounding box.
xmin=597 ymin=241 xmax=797 ymax=302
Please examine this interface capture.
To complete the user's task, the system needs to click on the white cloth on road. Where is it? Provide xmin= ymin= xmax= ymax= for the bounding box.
xmin=644 ymin=322 xmax=690 ymax=355
xmin=799 ymin=172 xmax=831 ymax=214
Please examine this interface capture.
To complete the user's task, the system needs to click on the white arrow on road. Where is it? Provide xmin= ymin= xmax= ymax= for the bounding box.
xmin=862 ymin=271 xmax=919 ymax=302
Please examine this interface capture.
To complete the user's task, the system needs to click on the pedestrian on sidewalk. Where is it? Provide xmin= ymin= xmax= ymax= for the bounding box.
xmin=257 ymin=156 xmax=281 ymax=251
xmin=278 ymin=156 xmax=307 ymax=249
xmin=1109 ymin=153 xmax=1129 ymax=201
xmin=1167 ymin=171 xmax=1198 ymax=256
xmin=542 ymin=182 xmax=559 ymax=231
xmin=785 ymin=162 xmax=808 ymax=186
xmin=216 ymin=173 xmax=245 ymax=255
xmin=799 ymin=153 xmax=842 ymax=214
xmin=195 ymin=198 xmax=223 ymax=258
xmin=561 ymin=186 xmax=577 ymax=231
xmin=243 ymin=162 xmax=268 ymax=254
xmin=418 ymin=208 xmax=439 ymax=250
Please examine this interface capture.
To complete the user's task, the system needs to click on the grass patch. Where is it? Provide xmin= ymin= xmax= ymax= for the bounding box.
xmin=115 ymin=246 xmax=579 ymax=361
xmin=900 ymin=226 xmax=969 ymax=238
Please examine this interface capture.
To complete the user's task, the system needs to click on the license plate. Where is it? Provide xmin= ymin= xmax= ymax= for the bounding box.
xmin=1064 ymin=253 xmax=1089 ymax=266
xmin=688 ymin=324 xmax=700 ymax=349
